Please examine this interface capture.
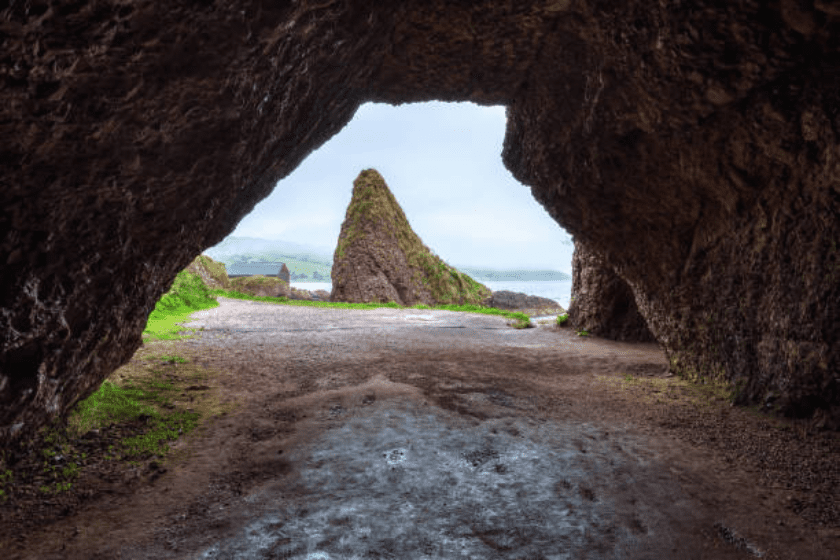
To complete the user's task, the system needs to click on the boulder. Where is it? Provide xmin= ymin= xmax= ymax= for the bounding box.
xmin=184 ymin=254 xmax=231 ymax=291
xmin=230 ymin=276 xmax=291 ymax=299
xmin=277 ymin=263 xmax=291 ymax=285
xmin=313 ymin=289 xmax=331 ymax=301
xmin=487 ymin=291 xmax=564 ymax=313
xmin=330 ymin=169 xmax=491 ymax=307
xmin=289 ymin=287 xmax=314 ymax=301
xmin=2 ymin=1 xmax=839 ymax=446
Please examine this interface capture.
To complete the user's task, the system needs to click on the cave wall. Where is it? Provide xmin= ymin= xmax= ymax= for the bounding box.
xmin=522 ymin=2 xmax=840 ymax=421
xmin=2 ymin=0 xmax=839 ymax=446
xmin=567 ymin=239 xmax=656 ymax=343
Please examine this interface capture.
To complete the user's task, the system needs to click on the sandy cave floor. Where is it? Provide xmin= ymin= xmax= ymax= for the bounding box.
xmin=2 ymin=297 xmax=839 ymax=559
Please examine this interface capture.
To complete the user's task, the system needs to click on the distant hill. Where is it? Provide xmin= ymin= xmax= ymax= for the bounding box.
xmin=225 ymin=261 xmax=330 ymax=281
xmin=204 ymin=236 xmax=334 ymax=281
xmin=205 ymin=236 xmax=333 ymax=264
xmin=204 ymin=236 xmax=571 ymax=282
xmin=457 ymin=268 xmax=571 ymax=282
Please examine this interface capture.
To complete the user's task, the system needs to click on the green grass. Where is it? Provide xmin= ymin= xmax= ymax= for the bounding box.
xmin=141 ymin=269 xmax=221 ymax=341
xmin=60 ymin=372 xmax=202 ymax=461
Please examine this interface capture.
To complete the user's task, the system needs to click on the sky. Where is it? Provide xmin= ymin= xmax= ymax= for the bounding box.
xmin=217 ymin=101 xmax=575 ymax=274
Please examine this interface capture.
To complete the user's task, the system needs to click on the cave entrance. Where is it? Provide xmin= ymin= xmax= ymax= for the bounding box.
xmin=206 ymin=100 xmax=575 ymax=309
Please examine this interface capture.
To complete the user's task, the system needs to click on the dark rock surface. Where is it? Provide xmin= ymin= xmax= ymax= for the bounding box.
xmin=277 ymin=263 xmax=291 ymax=285
xmin=567 ymin=240 xmax=656 ymax=343
xmin=1 ymin=1 xmax=839 ymax=446
xmin=330 ymin=169 xmax=492 ymax=307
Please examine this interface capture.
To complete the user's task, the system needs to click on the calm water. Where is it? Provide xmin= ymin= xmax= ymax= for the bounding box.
xmin=292 ymin=280 xmax=573 ymax=309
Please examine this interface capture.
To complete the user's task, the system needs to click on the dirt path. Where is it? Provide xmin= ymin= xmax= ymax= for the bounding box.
xmin=7 ymin=297 xmax=840 ymax=559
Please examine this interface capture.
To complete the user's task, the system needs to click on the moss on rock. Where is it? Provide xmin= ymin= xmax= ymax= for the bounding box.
xmin=229 ymin=275 xmax=291 ymax=299
xmin=184 ymin=254 xmax=232 ymax=290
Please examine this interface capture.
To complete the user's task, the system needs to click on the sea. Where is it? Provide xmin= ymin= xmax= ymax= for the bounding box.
xmin=291 ymin=280 xmax=573 ymax=310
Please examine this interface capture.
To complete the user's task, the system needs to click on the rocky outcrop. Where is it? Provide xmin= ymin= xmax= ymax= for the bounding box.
xmin=284 ymin=287 xmax=330 ymax=302
xmin=2 ymin=1 xmax=839 ymax=446
xmin=277 ymin=263 xmax=291 ymax=285
xmin=229 ymin=276 xmax=291 ymax=299
xmin=289 ymin=287 xmax=315 ymax=301
xmin=184 ymin=255 xmax=231 ymax=291
xmin=330 ymin=169 xmax=492 ymax=307
xmin=487 ymin=291 xmax=564 ymax=314
xmin=566 ymin=240 xmax=656 ymax=343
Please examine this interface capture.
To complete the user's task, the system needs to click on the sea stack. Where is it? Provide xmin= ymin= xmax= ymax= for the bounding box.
xmin=277 ymin=263 xmax=291 ymax=284
xmin=330 ymin=169 xmax=491 ymax=307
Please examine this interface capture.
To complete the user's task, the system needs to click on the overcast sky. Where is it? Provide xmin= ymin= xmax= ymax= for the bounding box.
xmin=220 ymin=101 xmax=575 ymax=274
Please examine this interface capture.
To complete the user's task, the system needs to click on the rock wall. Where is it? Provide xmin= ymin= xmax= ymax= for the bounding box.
xmin=1 ymin=0 xmax=839 ymax=445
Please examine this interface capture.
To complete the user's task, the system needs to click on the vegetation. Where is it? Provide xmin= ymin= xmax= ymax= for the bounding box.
xmin=600 ymin=370 xmax=739 ymax=411
xmin=142 ymin=268 xmax=221 ymax=340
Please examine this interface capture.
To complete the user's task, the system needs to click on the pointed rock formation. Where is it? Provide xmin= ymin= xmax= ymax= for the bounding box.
xmin=331 ymin=170 xmax=491 ymax=307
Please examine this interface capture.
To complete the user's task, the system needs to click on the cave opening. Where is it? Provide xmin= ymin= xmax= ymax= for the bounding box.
xmin=205 ymin=100 xmax=576 ymax=309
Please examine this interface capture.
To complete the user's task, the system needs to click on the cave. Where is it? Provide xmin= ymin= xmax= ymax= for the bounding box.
xmin=2 ymin=0 xmax=839 ymax=447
